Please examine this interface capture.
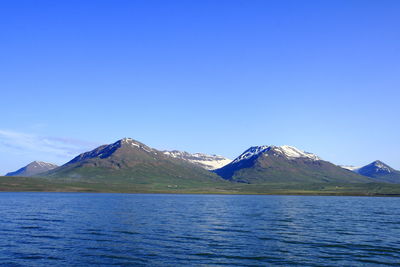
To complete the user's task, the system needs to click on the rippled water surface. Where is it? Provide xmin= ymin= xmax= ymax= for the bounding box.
xmin=1 ymin=193 xmax=399 ymax=266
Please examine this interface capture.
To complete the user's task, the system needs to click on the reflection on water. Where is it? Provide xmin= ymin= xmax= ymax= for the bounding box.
xmin=0 ymin=193 xmax=399 ymax=266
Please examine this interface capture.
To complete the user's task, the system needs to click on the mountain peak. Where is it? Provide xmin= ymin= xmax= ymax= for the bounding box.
xmin=354 ymin=160 xmax=400 ymax=183
xmin=232 ymin=145 xmax=320 ymax=164
xmin=5 ymin=161 xmax=58 ymax=177
xmin=119 ymin=137 xmax=136 ymax=143
xmin=117 ymin=137 xmax=141 ymax=147
xmin=370 ymin=160 xmax=393 ymax=173
xmin=31 ymin=161 xmax=57 ymax=167
xmin=67 ymin=138 xmax=156 ymax=165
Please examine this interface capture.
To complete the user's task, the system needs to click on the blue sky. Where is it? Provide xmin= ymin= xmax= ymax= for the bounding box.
xmin=1 ymin=0 xmax=399 ymax=174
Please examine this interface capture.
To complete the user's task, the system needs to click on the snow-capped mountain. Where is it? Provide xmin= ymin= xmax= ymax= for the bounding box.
xmin=214 ymin=145 xmax=371 ymax=183
xmin=352 ymin=160 xmax=400 ymax=183
xmin=6 ymin=161 xmax=58 ymax=177
xmin=363 ymin=160 xmax=394 ymax=173
xmin=163 ymin=150 xmax=231 ymax=170
xmin=231 ymin=145 xmax=321 ymax=164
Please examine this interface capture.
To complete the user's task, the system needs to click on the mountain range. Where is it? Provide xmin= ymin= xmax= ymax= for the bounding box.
xmin=4 ymin=138 xmax=400 ymax=185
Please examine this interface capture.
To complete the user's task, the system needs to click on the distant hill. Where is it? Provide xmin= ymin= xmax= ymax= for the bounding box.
xmin=355 ymin=161 xmax=400 ymax=184
xmin=162 ymin=150 xmax=231 ymax=170
xmin=6 ymin=161 xmax=58 ymax=177
xmin=45 ymin=138 xmax=225 ymax=188
xmin=214 ymin=145 xmax=372 ymax=184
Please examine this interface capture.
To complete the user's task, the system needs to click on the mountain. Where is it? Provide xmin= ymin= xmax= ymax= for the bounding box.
xmin=162 ymin=150 xmax=231 ymax=170
xmin=214 ymin=145 xmax=372 ymax=184
xmin=6 ymin=161 xmax=58 ymax=177
xmin=355 ymin=161 xmax=400 ymax=183
xmin=45 ymin=138 xmax=225 ymax=187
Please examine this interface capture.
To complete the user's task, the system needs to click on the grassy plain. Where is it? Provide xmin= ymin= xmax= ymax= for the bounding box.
xmin=1 ymin=176 xmax=400 ymax=196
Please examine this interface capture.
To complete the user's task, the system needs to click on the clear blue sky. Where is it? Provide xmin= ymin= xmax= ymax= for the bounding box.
xmin=1 ymin=0 xmax=399 ymax=174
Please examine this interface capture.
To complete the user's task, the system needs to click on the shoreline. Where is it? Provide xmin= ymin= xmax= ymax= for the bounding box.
xmin=1 ymin=189 xmax=400 ymax=197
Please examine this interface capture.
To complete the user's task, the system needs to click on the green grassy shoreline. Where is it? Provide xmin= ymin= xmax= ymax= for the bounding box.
xmin=1 ymin=176 xmax=400 ymax=196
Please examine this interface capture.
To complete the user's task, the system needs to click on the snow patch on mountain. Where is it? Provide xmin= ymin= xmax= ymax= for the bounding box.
xmin=274 ymin=145 xmax=321 ymax=161
xmin=33 ymin=161 xmax=58 ymax=168
xmin=341 ymin=165 xmax=360 ymax=172
xmin=121 ymin=138 xmax=140 ymax=148
xmin=163 ymin=150 xmax=231 ymax=170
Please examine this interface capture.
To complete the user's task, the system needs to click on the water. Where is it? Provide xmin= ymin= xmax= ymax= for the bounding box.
xmin=0 ymin=193 xmax=399 ymax=266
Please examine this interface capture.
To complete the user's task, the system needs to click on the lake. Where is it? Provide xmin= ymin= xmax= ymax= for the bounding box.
xmin=0 ymin=193 xmax=399 ymax=266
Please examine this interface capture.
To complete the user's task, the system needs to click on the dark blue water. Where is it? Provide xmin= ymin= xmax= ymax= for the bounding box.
xmin=0 ymin=193 xmax=399 ymax=266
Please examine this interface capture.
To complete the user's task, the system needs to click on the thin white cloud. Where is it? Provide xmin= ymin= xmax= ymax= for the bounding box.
xmin=0 ymin=129 xmax=99 ymax=159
